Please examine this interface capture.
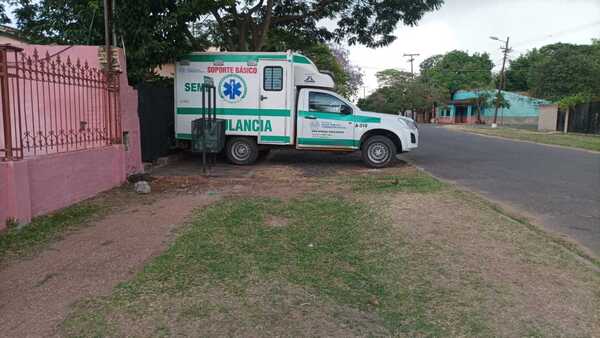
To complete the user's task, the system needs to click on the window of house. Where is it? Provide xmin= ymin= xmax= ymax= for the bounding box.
xmin=263 ymin=66 xmax=283 ymax=91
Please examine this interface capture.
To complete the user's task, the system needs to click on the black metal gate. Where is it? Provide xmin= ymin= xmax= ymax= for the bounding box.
xmin=137 ymin=83 xmax=175 ymax=162
xmin=569 ymin=101 xmax=600 ymax=134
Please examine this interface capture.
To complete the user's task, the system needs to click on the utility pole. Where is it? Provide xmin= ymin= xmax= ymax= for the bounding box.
xmin=103 ymin=0 xmax=113 ymax=74
xmin=403 ymin=53 xmax=420 ymax=75
xmin=490 ymin=36 xmax=511 ymax=128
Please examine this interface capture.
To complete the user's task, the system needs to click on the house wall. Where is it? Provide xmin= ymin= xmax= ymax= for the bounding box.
xmin=538 ymin=104 xmax=559 ymax=131
xmin=437 ymin=90 xmax=550 ymax=126
xmin=0 ymin=145 xmax=126 ymax=225
xmin=0 ymin=44 xmax=142 ymax=230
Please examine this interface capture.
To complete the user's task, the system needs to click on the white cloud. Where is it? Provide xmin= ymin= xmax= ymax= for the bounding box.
xmin=350 ymin=0 xmax=600 ymax=94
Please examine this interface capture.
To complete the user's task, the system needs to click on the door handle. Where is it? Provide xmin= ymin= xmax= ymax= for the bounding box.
xmin=260 ymin=95 xmax=268 ymax=101
xmin=304 ymin=115 xmax=317 ymax=120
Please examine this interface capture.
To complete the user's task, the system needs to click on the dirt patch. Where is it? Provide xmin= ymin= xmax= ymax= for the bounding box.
xmin=384 ymin=191 xmax=600 ymax=337
xmin=266 ymin=215 xmax=290 ymax=228
xmin=83 ymin=279 xmax=387 ymax=338
xmin=0 ymin=191 xmax=217 ymax=337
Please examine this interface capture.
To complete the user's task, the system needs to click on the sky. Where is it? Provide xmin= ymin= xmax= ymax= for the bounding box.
xmin=349 ymin=0 xmax=600 ymax=96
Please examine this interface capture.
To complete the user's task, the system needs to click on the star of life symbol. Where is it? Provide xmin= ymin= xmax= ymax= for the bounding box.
xmin=223 ymin=79 xmax=242 ymax=100
xmin=219 ymin=74 xmax=247 ymax=103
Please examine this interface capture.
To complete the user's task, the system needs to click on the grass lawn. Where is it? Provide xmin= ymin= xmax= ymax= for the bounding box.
xmin=60 ymin=169 xmax=600 ymax=337
xmin=452 ymin=125 xmax=600 ymax=152
xmin=0 ymin=186 xmax=156 ymax=265
xmin=0 ymin=201 xmax=105 ymax=264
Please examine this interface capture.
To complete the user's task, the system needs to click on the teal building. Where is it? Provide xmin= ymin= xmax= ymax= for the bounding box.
xmin=437 ymin=90 xmax=551 ymax=125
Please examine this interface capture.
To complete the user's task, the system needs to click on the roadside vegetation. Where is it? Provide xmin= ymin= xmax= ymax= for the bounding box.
xmin=454 ymin=125 xmax=600 ymax=152
xmin=0 ymin=187 xmax=155 ymax=264
xmin=0 ymin=202 xmax=105 ymax=264
xmin=61 ymin=168 xmax=600 ymax=337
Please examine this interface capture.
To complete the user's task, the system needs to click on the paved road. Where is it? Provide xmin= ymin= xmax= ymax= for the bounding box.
xmin=401 ymin=125 xmax=600 ymax=255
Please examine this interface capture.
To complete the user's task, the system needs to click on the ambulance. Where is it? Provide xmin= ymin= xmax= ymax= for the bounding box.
xmin=175 ymin=51 xmax=418 ymax=168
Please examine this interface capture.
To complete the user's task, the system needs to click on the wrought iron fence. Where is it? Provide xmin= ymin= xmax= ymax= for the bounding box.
xmin=0 ymin=45 xmax=121 ymax=160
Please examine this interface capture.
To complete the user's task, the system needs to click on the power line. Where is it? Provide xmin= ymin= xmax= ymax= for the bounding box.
xmin=511 ymin=20 xmax=600 ymax=48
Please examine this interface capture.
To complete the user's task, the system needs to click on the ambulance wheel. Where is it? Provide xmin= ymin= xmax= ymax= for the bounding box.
xmin=361 ymin=135 xmax=396 ymax=168
xmin=226 ymin=137 xmax=259 ymax=165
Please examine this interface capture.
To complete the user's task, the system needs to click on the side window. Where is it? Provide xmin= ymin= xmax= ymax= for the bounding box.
xmin=263 ymin=66 xmax=283 ymax=91
xmin=309 ymin=92 xmax=349 ymax=113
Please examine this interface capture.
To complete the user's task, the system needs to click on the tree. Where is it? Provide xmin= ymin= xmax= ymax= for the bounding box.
xmin=329 ymin=44 xmax=363 ymax=99
xmin=504 ymin=41 xmax=600 ymax=101
xmin=202 ymin=0 xmax=444 ymax=51
xmin=420 ymin=50 xmax=494 ymax=96
xmin=0 ymin=2 xmax=10 ymax=24
xmin=472 ymin=90 xmax=491 ymax=123
xmin=375 ymin=69 xmax=413 ymax=87
xmin=357 ymin=68 xmax=449 ymax=115
xmin=301 ymin=43 xmax=362 ymax=99
xmin=10 ymin=0 xmax=444 ymax=84
xmin=504 ymin=50 xmax=540 ymax=92
xmin=527 ymin=43 xmax=600 ymax=101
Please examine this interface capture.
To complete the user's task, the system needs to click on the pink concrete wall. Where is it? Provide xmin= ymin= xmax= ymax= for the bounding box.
xmin=0 ymin=164 xmax=11 ymax=225
xmin=116 ymin=49 xmax=143 ymax=174
xmin=27 ymin=145 xmax=126 ymax=217
xmin=0 ymin=160 xmax=32 ymax=225
xmin=0 ymin=43 xmax=142 ymax=229
xmin=1 ymin=145 xmax=125 ymax=223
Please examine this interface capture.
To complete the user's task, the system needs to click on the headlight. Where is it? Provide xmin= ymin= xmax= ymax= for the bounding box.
xmin=398 ymin=117 xmax=418 ymax=130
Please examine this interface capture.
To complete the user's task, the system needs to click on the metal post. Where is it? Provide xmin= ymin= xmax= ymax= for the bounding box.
xmin=564 ymin=108 xmax=570 ymax=133
xmin=103 ymin=0 xmax=114 ymax=142
xmin=1 ymin=48 xmax=12 ymax=160
xmin=202 ymin=84 xmax=207 ymax=174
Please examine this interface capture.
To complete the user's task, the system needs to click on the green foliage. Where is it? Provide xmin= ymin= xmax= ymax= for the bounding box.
xmin=505 ymin=41 xmax=600 ymax=101
xmin=375 ymin=69 xmax=413 ymax=87
xmin=493 ymin=92 xmax=511 ymax=109
xmin=10 ymin=0 xmax=443 ymax=85
xmin=357 ymin=68 xmax=449 ymax=115
xmin=0 ymin=2 xmax=10 ymax=24
xmin=348 ymin=173 xmax=444 ymax=193
xmin=0 ymin=201 xmax=104 ymax=262
xmin=302 ymin=44 xmax=362 ymax=98
xmin=557 ymin=93 xmax=593 ymax=110
xmin=505 ymin=50 xmax=540 ymax=92
xmin=420 ymin=50 xmax=494 ymax=95
xmin=528 ymin=43 xmax=600 ymax=101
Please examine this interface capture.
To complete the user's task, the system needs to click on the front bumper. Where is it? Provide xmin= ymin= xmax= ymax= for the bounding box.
xmin=404 ymin=128 xmax=419 ymax=151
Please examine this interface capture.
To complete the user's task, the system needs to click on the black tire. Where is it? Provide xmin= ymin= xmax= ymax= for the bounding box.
xmin=361 ymin=135 xmax=397 ymax=168
xmin=226 ymin=137 xmax=259 ymax=165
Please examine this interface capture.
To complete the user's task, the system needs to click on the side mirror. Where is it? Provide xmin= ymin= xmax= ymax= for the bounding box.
xmin=340 ymin=105 xmax=353 ymax=115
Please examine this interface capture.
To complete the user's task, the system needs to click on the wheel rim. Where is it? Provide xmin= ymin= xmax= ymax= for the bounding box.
xmin=231 ymin=141 xmax=251 ymax=161
xmin=367 ymin=142 xmax=390 ymax=164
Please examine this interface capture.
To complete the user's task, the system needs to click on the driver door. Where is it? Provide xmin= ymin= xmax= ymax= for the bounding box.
xmin=297 ymin=90 xmax=357 ymax=149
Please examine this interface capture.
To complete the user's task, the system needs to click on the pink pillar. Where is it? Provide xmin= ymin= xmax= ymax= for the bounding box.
xmin=0 ymin=160 xmax=33 ymax=226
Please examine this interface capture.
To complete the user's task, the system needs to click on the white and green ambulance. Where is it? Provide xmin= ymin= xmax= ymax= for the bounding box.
xmin=175 ymin=51 xmax=418 ymax=167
